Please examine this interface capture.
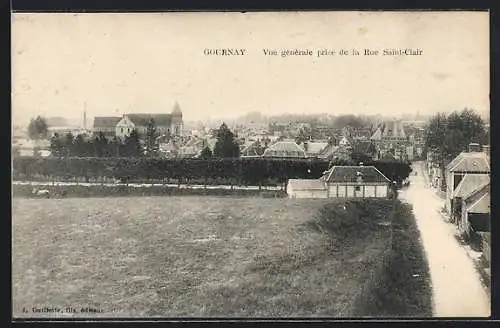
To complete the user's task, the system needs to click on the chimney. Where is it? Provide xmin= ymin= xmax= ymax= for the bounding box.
xmin=468 ymin=143 xmax=481 ymax=152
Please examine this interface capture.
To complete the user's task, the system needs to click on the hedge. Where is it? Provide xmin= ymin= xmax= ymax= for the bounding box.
xmin=12 ymin=156 xmax=411 ymax=186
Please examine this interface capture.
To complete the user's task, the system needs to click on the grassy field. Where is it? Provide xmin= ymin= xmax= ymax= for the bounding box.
xmin=12 ymin=184 xmax=287 ymax=198
xmin=356 ymin=202 xmax=433 ymax=317
xmin=12 ymin=196 xmax=393 ymax=318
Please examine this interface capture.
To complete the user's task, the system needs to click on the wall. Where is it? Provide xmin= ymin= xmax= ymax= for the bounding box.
xmin=327 ymin=184 xmax=388 ymax=198
xmin=286 ymin=183 xmax=328 ymax=198
xmin=116 ymin=117 xmax=135 ymax=138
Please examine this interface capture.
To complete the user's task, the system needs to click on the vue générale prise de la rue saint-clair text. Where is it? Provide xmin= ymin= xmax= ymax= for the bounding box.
xmin=202 ymin=48 xmax=423 ymax=57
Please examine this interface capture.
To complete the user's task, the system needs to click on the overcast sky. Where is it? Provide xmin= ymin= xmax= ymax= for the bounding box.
xmin=11 ymin=11 xmax=489 ymax=125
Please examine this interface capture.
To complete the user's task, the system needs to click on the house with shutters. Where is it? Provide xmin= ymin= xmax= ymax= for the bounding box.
xmin=287 ymin=165 xmax=391 ymax=199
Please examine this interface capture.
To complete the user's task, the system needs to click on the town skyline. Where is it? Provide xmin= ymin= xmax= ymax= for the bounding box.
xmin=12 ymin=12 xmax=488 ymax=126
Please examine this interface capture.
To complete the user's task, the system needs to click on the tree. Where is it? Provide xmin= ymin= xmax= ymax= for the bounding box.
xmin=333 ymin=115 xmax=366 ymax=129
xmin=145 ymin=119 xmax=160 ymax=157
xmin=49 ymin=133 xmax=64 ymax=157
xmin=93 ymin=132 xmax=111 ymax=157
xmin=424 ymin=108 xmax=487 ymax=191
xmin=200 ymin=146 xmax=213 ymax=159
xmin=63 ymin=132 xmax=74 ymax=157
xmin=73 ymin=134 xmax=90 ymax=157
xmin=123 ymin=129 xmax=142 ymax=157
xmin=109 ymin=136 xmax=122 ymax=157
xmin=28 ymin=116 xmax=48 ymax=140
xmin=213 ymin=123 xmax=240 ymax=158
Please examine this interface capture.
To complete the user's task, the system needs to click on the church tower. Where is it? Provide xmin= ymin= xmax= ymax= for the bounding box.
xmin=171 ymin=101 xmax=183 ymax=136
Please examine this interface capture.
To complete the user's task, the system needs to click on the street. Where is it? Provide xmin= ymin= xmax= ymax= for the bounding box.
xmin=398 ymin=161 xmax=490 ymax=317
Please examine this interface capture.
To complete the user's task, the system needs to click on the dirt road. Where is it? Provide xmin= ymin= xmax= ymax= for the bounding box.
xmin=398 ymin=162 xmax=490 ymax=317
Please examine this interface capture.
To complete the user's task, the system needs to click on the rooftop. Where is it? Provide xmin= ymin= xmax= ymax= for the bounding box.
xmin=126 ymin=114 xmax=173 ymax=127
xmin=93 ymin=117 xmax=122 ymax=129
xmin=454 ymin=174 xmax=490 ymax=198
xmin=447 ymin=152 xmax=490 ymax=173
xmin=287 ymin=179 xmax=327 ymax=190
xmin=321 ymin=166 xmax=390 ymax=184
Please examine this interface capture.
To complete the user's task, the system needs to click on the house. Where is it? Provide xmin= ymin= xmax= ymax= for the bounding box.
xmin=320 ymin=166 xmax=391 ymax=198
xmin=92 ymin=117 xmax=122 ymax=138
xmin=286 ymin=165 xmax=391 ymax=199
xmin=458 ymin=182 xmax=490 ymax=236
xmin=445 ymin=143 xmax=490 ymax=213
xmin=115 ymin=102 xmax=184 ymax=139
xmin=262 ymin=141 xmax=307 ymax=158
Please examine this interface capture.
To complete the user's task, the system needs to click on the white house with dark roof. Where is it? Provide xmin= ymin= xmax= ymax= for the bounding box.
xmin=287 ymin=165 xmax=391 ymax=199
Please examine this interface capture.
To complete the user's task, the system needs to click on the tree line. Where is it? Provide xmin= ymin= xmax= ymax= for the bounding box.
xmin=12 ymin=156 xmax=412 ymax=186
xmin=46 ymin=121 xmax=241 ymax=159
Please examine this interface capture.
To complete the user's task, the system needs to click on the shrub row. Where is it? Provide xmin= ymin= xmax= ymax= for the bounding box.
xmin=12 ymin=156 xmax=412 ymax=185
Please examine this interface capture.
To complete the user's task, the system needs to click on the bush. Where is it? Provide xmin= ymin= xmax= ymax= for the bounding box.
xmin=311 ymin=199 xmax=394 ymax=238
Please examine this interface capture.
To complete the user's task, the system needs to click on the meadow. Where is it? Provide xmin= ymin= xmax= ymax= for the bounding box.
xmin=12 ymin=196 xmax=396 ymax=318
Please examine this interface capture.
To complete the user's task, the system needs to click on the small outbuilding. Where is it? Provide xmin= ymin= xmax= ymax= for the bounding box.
xmin=286 ymin=165 xmax=391 ymax=199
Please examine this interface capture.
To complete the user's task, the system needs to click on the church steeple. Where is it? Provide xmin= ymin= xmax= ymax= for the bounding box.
xmin=172 ymin=101 xmax=182 ymax=116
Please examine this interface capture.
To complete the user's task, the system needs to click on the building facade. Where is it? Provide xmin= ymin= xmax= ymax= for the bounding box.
xmin=114 ymin=102 xmax=184 ymax=140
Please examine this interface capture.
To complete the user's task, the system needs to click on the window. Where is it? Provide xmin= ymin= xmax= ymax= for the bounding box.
xmin=121 ymin=128 xmax=123 ymax=133
xmin=355 ymin=186 xmax=361 ymax=191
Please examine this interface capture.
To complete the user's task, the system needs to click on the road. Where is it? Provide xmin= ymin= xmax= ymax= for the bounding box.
xmin=398 ymin=161 xmax=490 ymax=317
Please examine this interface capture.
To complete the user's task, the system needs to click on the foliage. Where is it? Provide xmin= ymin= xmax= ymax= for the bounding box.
xmin=13 ymin=156 xmax=413 ymax=187
xmin=28 ymin=116 xmax=48 ymax=140
xmin=424 ymin=108 xmax=487 ymax=191
xmin=213 ymin=123 xmax=240 ymax=158
xmin=311 ymin=199 xmax=394 ymax=238
xmin=350 ymin=152 xmax=373 ymax=165
xmin=332 ymin=115 xmax=367 ymax=129
xmin=123 ymin=130 xmax=143 ymax=157
xmin=424 ymin=109 xmax=487 ymax=162
xmin=145 ymin=119 xmax=160 ymax=157
xmin=49 ymin=133 xmax=64 ymax=157
xmin=200 ymin=146 xmax=213 ymax=159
